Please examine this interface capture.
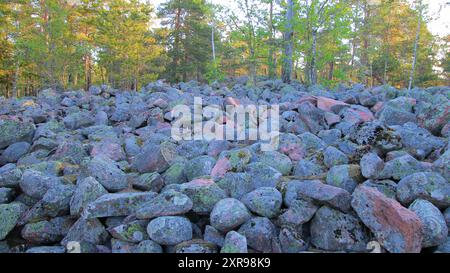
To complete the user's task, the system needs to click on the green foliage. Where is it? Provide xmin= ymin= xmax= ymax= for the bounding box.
xmin=205 ymin=58 xmax=225 ymax=84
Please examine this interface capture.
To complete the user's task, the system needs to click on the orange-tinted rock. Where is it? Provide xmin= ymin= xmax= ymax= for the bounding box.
xmin=351 ymin=186 xmax=423 ymax=253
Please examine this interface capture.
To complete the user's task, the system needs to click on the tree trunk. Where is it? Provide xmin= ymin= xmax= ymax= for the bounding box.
xmin=268 ymin=0 xmax=276 ymax=78
xmin=408 ymin=3 xmax=422 ymax=91
xmin=310 ymin=29 xmax=318 ymax=85
xmin=282 ymin=0 xmax=294 ymax=83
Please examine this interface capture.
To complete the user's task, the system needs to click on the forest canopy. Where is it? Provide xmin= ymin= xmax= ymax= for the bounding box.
xmin=0 ymin=0 xmax=448 ymax=98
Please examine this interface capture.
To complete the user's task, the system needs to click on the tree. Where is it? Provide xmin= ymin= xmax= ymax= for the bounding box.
xmin=282 ymin=0 xmax=294 ymax=83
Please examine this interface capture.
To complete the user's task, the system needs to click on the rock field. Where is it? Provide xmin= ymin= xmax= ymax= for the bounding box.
xmin=0 ymin=78 xmax=449 ymax=253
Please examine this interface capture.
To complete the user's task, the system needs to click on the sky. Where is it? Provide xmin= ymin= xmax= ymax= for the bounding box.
xmin=149 ymin=0 xmax=449 ymax=37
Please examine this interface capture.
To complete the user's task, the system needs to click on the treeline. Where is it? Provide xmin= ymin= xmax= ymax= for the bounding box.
xmin=0 ymin=0 xmax=448 ymax=98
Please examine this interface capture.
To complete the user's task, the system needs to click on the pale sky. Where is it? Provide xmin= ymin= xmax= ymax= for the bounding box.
xmin=149 ymin=0 xmax=449 ymax=37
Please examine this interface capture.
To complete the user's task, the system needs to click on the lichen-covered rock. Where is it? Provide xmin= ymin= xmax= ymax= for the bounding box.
xmin=136 ymin=190 xmax=193 ymax=219
xmin=175 ymin=239 xmax=218 ymax=253
xmin=147 ymin=216 xmax=192 ymax=245
xmin=63 ymin=111 xmax=95 ymax=130
xmin=108 ymin=220 xmax=148 ymax=243
xmin=134 ymin=240 xmax=163 ymax=253
xmin=277 ymin=198 xmax=318 ymax=228
xmin=408 ymin=199 xmax=448 ymax=248
xmin=238 ymin=217 xmax=281 ymax=253
xmin=397 ymin=172 xmax=450 ymax=209
xmin=1 ymin=142 xmax=31 ymax=163
xmin=221 ymin=231 xmax=247 ymax=253
xmin=184 ymin=156 xmax=216 ymax=181
xmin=20 ymin=169 xmax=63 ymax=199
xmin=204 ymin=225 xmax=224 ymax=247
xmin=362 ymin=180 xmax=397 ymax=199
xmin=0 ymin=202 xmax=26 ymax=240
xmin=81 ymin=156 xmax=128 ymax=192
xmin=378 ymin=154 xmax=429 ymax=181
xmin=432 ymin=150 xmax=450 ymax=181
xmin=21 ymin=220 xmax=62 ymax=244
xmin=0 ymin=164 xmax=22 ymax=188
xmin=279 ymin=228 xmax=308 ymax=253
xmin=210 ymin=198 xmax=251 ymax=232
xmin=257 ymin=151 xmax=293 ymax=175
xmin=326 ymin=164 xmax=364 ymax=193
xmin=351 ymin=186 xmax=423 ymax=253
xmin=241 ymin=187 xmax=282 ymax=218
xmin=0 ymin=188 xmax=15 ymax=204
xmin=291 ymin=180 xmax=352 ymax=212
xmin=132 ymin=142 xmax=176 ymax=174
xmin=180 ymin=178 xmax=227 ymax=215
xmin=323 ymin=146 xmax=348 ymax=168
xmin=310 ymin=206 xmax=369 ymax=252
xmin=61 ymin=217 xmax=109 ymax=246
xmin=245 ymin=162 xmax=282 ymax=189
xmin=0 ymin=120 xmax=35 ymax=149
xmin=70 ymin=177 xmax=108 ymax=216
xmin=84 ymin=192 xmax=157 ymax=219
xmin=360 ymin=153 xmax=384 ymax=179
xmin=132 ymin=172 xmax=164 ymax=192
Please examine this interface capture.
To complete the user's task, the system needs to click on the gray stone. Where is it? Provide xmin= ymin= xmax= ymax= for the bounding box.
xmin=397 ymin=172 xmax=450 ymax=209
xmin=132 ymin=142 xmax=176 ymax=174
xmin=0 ymin=202 xmax=26 ymax=240
xmin=132 ymin=172 xmax=164 ymax=192
xmin=277 ymin=199 xmax=319 ymax=228
xmin=180 ymin=178 xmax=227 ymax=215
xmin=238 ymin=217 xmax=281 ymax=253
xmin=184 ymin=156 xmax=216 ymax=181
xmin=136 ymin=190 xmax=193 ymax=219
xmin=134 ymin=240 xmax=163 ymax=253
xmin=108 ymin=220 xmax=149 ymax=243
xmin=279 ymin=228 xmax=308 ymax=253
xmin=323 ymin=147 xmax=348 ymax=168
xmin=147 ymin=216 xmax=192 ymax=245
xmin=409 ymin=199 xmax=448 ymax=248
xmin=360 ymin=153 xmax=384 ymax=179
xmin=210 ymin=198 xmax=251 ymax=232
xmin=84 ymin=192 xmax=157 ymax=219
xmin=70 ymin=177 xmax=108 ymax=216
xmin=310 ymin=206 xmax=369 ymax=252
xmin=1 ymin=142 xmax=31 ymax=163
xmin=19 ymin=169 xmax=62 ymax=199
xmin=61 ymin=218 xmax=109 ymax=246
xmin=221 ymin=231 xmax=247 ymax=253
xmin=378 ymin=154 xmax=429 ymax=181
xmin=241 ymin=187 xmax=282 ymax=218
xmin=326 ymin=165 xmax=364 ymax=193
xmin=81 ymin=156 xmax=128 ymax=192
xmin=0 ymin=120 xmax=35 ymax=149
xmin=0 ymin=188 xmax=14 ymax=204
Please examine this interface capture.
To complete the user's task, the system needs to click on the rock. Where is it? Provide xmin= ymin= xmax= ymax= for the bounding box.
xmin=19 ymin=169 xmax=62 ymax=199
xmin=26 ymin=246 xmax=66 ymax=253
xmin=61 ymin=218 xmax=109 ymax=246
xmin=1 ymin=142 xmax=31 ymax=163
xmin=326 ymin=165 xmax=364 ymax=193
xmin=245 ymin=162 xmax=282 ymax=189
xmin=378 ymin=105 xmax=417 ymax=126
xmin=360 ymin=153 xmax=384 ymax=179
xmin=132 ymin=142 xmax=176 ymax=174
xmin=444 ymin=208 xmax=450 ymax=229
xmin=277 ymin=199 xmax=318 ymax=228
xmin=90 ymin=141 xmax=126 ymax=162
xmin=351 ymin=186 xmax=423 ymax=253
xmin=41 ymin=184 xmax=75 ymax=217
xmin=323 ymin=147 xmax=348 ymax=168
xmin=51 ymin=141 xmax=88 ymax=164
xmin=310 ymin=206 xmax=369 ymax=252
xmin=21 ymin=220 xmax=62 ymax=244
xmin=184 ymin=156 xmax=216 ymax=181
xmin=84 ymin=192 xmax=157 ymax=219
xmin=257 ymin=151 xmax=293 ymax=175
xmin=162 ymin=161 xmax=188 ymax=185
xmin=279 ymin=228 xmax=308 ymax=253
xmin=217 ymin=172 xmax=254 ymax=199
xmin=108 ymin=220 xmax=148 ymax=243
xmin=294 ymin=159 xmax=326 ymax=177
xmin=362 ymin=180 xmax=398 ymax=199
xmin=134 ymin=240 xmax=163 ymax=253
xmin=408 ymin=199 xmax=448 ymax=248
xmin=0 ymin=188 xmax=15 ymax=204
xmin=238 ymin=217 xmax=281 ymax=253
xmin=0 ymin=202 xmax=26 ymax=240
xmin=210 ymin=198 xmax=251 ymax=232
xmin=221 ymin=231 xmax=248 ymax=253
xmin=0 ymin=120 xmax=35 ymax=149
xmin=175 ymin=239 xmax=218 ymax=253
xmin=416 ymin=96 xmax=449 ymax=135
xmin=293 ymin=180 xmax=352 ymax=212
xmin=180 ymin=178 xmax=227 ymax=215
xmin=397 ymin=172 xmax=450 ymax=209
xmin=111 ymin=239 xmax=136 ymax=253
xmin=204 ymin=225 xmax=224 ymax=247
xmin=70 ymin=177 xmax=108 ymax=216
xmin=81 ymin=156 xmax=128 ymax=192
xmin=63 ymin=111 xmax=94 ymax=130
xmin=378 ymin=154 xmax=429 ymax=181
xmin=132 ymin=172 xmax=164 ymax=192
xmin=89 ymin=85 xmax=102 ymax=95
xmin=0 ymin=164 xmax=22 ymax=188
xmin=241 ymin=187 xmax=282 ymax=218
xmin=436 ymin=237 xmax=450 ymax=253
xmin=432 ymin=150 xmax=450 ymax=181
xmin=393 ymin=123 xmax=446 ymax=159
xmin=136 ymin=190 xmax=193 ymax=219
xmin=147 ymin=216 xmax=192 ymax=245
